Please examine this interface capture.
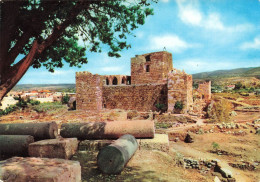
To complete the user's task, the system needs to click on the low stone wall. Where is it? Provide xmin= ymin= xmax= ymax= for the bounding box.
xmin=103 ymin=84 xmax=167 ymax=111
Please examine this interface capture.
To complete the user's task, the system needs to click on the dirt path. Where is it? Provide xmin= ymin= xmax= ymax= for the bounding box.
xmin=170 ymin=143 xmax=254 ymax=182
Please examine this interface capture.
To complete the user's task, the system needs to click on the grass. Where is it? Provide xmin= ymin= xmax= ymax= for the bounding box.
xmin=32 ymin=102 xmax=67 ymax=114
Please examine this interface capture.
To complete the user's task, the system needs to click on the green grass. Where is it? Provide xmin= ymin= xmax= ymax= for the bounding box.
xmin=32 ymin=102 xmax=66 ymax=113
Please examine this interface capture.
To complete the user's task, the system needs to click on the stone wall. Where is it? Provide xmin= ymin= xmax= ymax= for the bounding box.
xmin=167 ymin=69 xmax=193 ymax=113
xmin=198 ymin=81 xmax=211 ymax=100
xmin=103 ymin=75 xmax=130 ymax=86
xmin=131 ymin=51 xmax=173 ymax=85
xmin=103 ymin=84 xmax=168 ymax=111
xmin=76 ymin=72 xmax=103 ymax=110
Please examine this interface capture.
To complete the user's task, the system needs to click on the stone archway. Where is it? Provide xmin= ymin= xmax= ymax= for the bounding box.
xmin=106 ymin=77 xmax=109 ymax=85
xmin=112 ymin=77 xmax=118 ymax=85
xmin=121 ymin=76 xmax=126 ymax=84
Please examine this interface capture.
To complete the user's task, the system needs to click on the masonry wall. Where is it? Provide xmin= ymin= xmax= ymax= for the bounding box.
xmin=167 ymin=70 xmax=193 ymax=113
xmin=102 ymin=84 xmax=168 ymax=111
xmin=131 ymin=51 xmax=173 ymax=85
xmin=76 ymin=72 xmax=103 ymax=110
xmin=198 ymin=81 xmax=211 ymax=100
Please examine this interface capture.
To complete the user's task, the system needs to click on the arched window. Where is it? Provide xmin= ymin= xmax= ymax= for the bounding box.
xmin=121 ymin=77 xmax=126 ymax=84
xmin=145 ymin=55 xmax=151 ymax=62
xmin=127 ymin=76 xmax=131 ymax=85
xmin=146 ymin=65 xmax=150 ymax=72
xmin=112 ymin=77 xmax=118 ymax=85
xmin=106 ymin=78 xmax=109 ymax=85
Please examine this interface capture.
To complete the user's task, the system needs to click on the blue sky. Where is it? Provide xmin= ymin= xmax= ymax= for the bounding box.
xmin=18 ymin=0 xmax=260 ymax=84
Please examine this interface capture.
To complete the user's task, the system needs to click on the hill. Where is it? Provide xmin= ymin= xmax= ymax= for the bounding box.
xmin=192 ymin=67 xmax=260 ymax=79
xmin=192 ymin=67 xmax=260 ymax=87
xmin=13 ymin=84 xmax=76 ymax=92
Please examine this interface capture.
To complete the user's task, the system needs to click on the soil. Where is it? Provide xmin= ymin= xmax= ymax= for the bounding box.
xmin=0 ymin=106 xmax=259 ymax=182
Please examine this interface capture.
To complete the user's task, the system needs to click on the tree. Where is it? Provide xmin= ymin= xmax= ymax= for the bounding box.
xmin=234 ymin=82 xmax=243 ymax=90
xmin=0 ymin=0 xmax=156 ymax=101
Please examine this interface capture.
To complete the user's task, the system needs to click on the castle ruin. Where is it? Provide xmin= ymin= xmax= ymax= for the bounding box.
xmin=76 ymin=51 xmax=194 ymax=113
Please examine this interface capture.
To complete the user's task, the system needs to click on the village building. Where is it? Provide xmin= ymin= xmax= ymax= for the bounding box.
xmin=75 ymin=51 xmax=212 ymax=113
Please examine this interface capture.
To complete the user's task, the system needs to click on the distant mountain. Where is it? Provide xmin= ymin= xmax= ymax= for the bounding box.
xmin=13 ymin=84 xmax=75 ymax=92
xmin=192 ymin=67 xmax=260 ymax=79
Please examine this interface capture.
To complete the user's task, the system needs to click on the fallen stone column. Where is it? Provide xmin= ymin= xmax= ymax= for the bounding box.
xmin=60 ymin=120 xmax=154 ymax=139
xmin=0 ymin=122 xmax=58 ymax=140
xmin=97 ymin=134 xmax=138 ymax=174
xmin=0 ymin=135 xmax=34 ymax=156
xmin=0 ymin=157 xmax=81 ymax=182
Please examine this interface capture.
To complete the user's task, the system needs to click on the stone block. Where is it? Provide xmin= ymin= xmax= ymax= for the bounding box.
xmin=78 ymin=140 xmax=114 ymax=151
xmin=220 ymin=167 xmax=232 ymax=178
xmin=29 ymin=138 xmax=78 ymax=159
xmin=0 ymin=157 xmax=81 ymax=182
xmin=138 ymin=134 xmax=169 ymax=152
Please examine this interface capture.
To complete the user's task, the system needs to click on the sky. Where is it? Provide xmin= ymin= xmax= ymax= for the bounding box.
xmin=18 ymin=0 xmax=260 ymax=84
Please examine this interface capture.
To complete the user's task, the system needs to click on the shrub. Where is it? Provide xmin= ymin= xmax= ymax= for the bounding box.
xmin=0 ymin=105 xmax=18 ymax=116
xmin=208 ymin=99 xmax=232 ymax=123
xmin=32 ymin=102 xmax=65 ymax=113
xmin=155 ymin=122 xmax=172 ymax=129
xmin=155 ymin=103 xmax=166 ymax=113
xmin=174 ymin=101 xmax=184 ymax=110
xmin=235 ymin=82 xmax=243 ymax=90
xmin=212 ymin=142 xmax=220 ymax=152
xmin=62 ymin=95 xmax=70 ymax=104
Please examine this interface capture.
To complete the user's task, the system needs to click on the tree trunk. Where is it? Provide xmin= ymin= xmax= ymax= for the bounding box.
xmin=0 ymin=1 xmax=88 ymax=101
xmin=97 ymin=134 xmax=138 ymax=174
xmin=0 ymin=41 xmax=39 ymax=101
xmin=60 ymin=120 xmax=155 ymax=140
xmin=0 ymin=135 xmax=34 ymax=157
xmin=0 ymin=122 xmax=58 ymax=141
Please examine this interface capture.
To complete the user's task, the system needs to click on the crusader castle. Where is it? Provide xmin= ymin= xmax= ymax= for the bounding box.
xmin=76 ymin=51 xmax=210 ymax=113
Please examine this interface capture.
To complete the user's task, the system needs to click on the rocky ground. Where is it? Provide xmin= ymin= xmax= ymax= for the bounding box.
xmin=0 ymin=104 xmax=259 ymax=182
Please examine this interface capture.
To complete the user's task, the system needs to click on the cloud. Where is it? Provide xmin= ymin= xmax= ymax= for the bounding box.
xmin=149 ymin=34 xmax=196 ymax=53
xmin=240 ymin=37 xmax=260 ymax=50
xmin=177 ymin=2 xmax=202 ymax=25
xmin=176 ymin=0 xmax=253 ymax=33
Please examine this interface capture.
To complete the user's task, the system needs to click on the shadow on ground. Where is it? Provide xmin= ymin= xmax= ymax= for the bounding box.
xmin=72 ymin=151 xmax=168 ymax=182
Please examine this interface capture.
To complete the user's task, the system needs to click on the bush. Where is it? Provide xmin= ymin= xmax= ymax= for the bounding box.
xmin=208 ymin=99 xmax=232 ymax=123
xmin=62 ymin=95 xmax=70 ymax=104
xmin=212 ymin=142 xmax=220 ymax=152
xmin=0 ymin=105 xmax=18 ymax=116
xmin=174 ymin=101 xmax=184 ymax=110
xmin=155 ymin=103 xmax=166 ymax=113
xmin=32 ymin=102 xmax=65 ymax=113
xmin=235 ymin=82 xmax=243 ymax=90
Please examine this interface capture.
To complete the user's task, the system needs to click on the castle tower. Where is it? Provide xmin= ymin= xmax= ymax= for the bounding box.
xmin=131 ymin=51 xmax=173 ymax=85
xmin=76 ymin=72 xmax=103 ymax=110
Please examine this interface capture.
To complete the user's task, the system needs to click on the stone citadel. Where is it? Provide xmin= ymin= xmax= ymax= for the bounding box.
xmin=76 ymin=51 xmax=210 ymax=113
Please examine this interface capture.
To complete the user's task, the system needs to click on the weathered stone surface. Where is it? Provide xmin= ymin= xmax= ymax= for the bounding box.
xmin=0 ymin=122 xmax=58 ymax=141
xmin=97 ymin=134 xmax=138 ymax=174
xmin=60 ymin=120 xmax=155 ymax=139
xmin=103 ymin=84 xmax=168 ymax=112
xmin=138 ymin=134 xmax=169 ymax=152
xmin=29 ymin=138 xmax=78 ymax=159
xmin=214 ymin=176 xmax=221 ymax=182
xmin=167 ymin=70 xmax=193 ymax=113
xmin=0 ymin=135 xmax=34 ymax=157
xmin=220 ymin=167 xmax=233 ymax=178
xmin=78 ymin=139 xmax=114 ymax=151
xmin=0 ymin=157 xmax=81 ymax=182
xmin=76 ymin=51 xmax=193 ymax=113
